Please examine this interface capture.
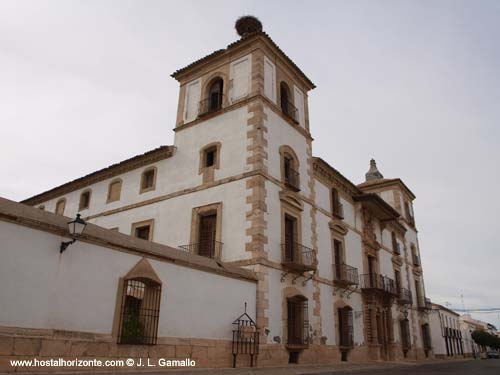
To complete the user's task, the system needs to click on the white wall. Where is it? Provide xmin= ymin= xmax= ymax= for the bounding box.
xmin=0 ymin=220 xmax=256 ymax=340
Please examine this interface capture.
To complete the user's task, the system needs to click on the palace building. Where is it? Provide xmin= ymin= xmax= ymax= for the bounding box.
xmin=0 ymin=16 xmax=433 ymax=369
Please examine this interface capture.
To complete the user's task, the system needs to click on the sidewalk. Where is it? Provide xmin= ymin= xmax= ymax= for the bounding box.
xmin=17 ymin=358 xmax=473 ymax=375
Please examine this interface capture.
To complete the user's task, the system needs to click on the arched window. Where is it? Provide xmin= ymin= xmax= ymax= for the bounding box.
xmin=279 ymin=146 xmax=300 ymax=191
xmin=107 ymin=179 xmax=122 ymax=203
xmin=208 ymin=78 xmax=223 ymax=112
xmin=79 ymin=189 xmax=91 ymax=211
xmin=140 ymin=167 xmax=157 ymax=194
xmin=55 ymin=198 xmax=66 ymax=216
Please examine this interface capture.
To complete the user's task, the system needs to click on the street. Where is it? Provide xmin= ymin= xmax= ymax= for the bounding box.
xmin=311 ymin=359 xmax=500 ymax=375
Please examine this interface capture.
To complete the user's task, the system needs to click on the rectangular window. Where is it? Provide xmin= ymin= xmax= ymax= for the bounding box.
xmin=140 ymin=168 xmax=156 ymax=193
xmin=205 ymin=148 xmax=215 ymax=168
xmin=132 ymin=220 xmax=154 ymax=241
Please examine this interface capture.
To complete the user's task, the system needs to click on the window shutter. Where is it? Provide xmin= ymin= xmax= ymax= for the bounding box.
xmin=264 ymin=56 xmax=276 ymax=103
xmin=293 ymin=86 xmax=305 ymax=127
xmin=230 ymin=55 xmax=251 ymax=103
xmin=184 ymin=79 xmax=201 ymax=122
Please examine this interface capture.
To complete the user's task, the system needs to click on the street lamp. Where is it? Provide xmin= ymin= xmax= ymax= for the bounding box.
xmin=60 ymin=214 xmax=87 ymax=253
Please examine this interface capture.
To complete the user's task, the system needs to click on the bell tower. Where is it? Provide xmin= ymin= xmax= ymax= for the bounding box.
xmin=170 ymin=16 xmax=318 ymax=347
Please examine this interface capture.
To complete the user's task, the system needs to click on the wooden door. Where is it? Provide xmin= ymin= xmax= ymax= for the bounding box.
xmin=198 ymin=214 xmax=216 ymax=258
xmin=334 ymin=240 xmax=342 ymax=280
xmin=284 ymin=216 xmax=296 ymax=262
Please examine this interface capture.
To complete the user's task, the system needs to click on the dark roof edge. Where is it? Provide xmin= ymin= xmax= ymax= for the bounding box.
xmin=353 ymin=193 xmax=401 ymax=220
xmin=22 ymin=145 xmax=176 ymax=206
xmin=0 ymin=197 xmax=257 ymax=283
xmin=312 ymin=157 xmax=362 ymax=196
xmin=171 ymin=32 xmax=316 ymax=89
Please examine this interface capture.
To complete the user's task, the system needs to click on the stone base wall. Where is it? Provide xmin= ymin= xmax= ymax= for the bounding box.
xmin=0 ymin=327 xmax=437 ymax=373
xmin=0 ymin=327 xmax=233 ymax=373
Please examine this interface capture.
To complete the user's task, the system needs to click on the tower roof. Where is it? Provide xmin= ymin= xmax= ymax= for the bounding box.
xmin=365 ymin=159 xmax=384 ymax=181
xmin=171 ymin=17 xmax=315 ymax=89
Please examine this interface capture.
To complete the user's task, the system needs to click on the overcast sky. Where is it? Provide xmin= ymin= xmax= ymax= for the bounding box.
xmin=1 ymin=1 xmax=499 ymax=327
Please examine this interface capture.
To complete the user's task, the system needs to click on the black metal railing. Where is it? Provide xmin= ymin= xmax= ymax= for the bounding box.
xmin=339 ymin=327 xmax=354 ymax=348
xmin=281 ymin=242 xmax=317 ymax=272
xmin=178 ymin=240 xmax=223 ymax=259
xmin=281 ymin=100 xmax=298 ymax=123
xmin=360 ymin=273 xmax=397 ymax=295
xmin=398 ymin=288 xmax=413 ymax=305
xmin=332 ymin=201 xmax=344 ymax=219
xmin=117 ymin=279 xmax=161 ymax=345
xmin=198 ymin=93 xmax=224 ymax=116
xmin=284 ymin=167 xmax=300 ymax=191
xmin=333 ymin=263 xmax=359 ymax=286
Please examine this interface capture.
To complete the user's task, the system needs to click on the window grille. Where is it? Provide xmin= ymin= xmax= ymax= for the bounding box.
xmin=118 ymin=279 xmax=161 ymax=345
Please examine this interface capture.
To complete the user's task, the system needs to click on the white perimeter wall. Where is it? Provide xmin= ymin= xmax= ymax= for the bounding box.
xmin=0 ymin=220 xmax=256 ymax=340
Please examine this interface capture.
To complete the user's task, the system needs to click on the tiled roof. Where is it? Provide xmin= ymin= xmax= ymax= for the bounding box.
xmin=22 ymin=145 xmax=176 ymax=206
xmin=171 ymin=32 xmax=316 ymax=89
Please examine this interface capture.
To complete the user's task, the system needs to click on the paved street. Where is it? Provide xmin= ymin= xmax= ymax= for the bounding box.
xmin=310 ymin=359 xmax=500 ymax=375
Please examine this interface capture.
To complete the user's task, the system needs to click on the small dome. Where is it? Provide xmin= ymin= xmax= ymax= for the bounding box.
xmin=235 ymin=16 xmax=263 ymax=37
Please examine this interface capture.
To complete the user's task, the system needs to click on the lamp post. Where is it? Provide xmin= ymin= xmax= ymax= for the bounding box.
xmin=60 ymin=214 xmax=87 ymax=253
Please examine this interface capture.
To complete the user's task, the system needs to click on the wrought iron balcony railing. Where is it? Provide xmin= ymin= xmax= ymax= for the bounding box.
xmin=333 ymin=263 xmax=359 ymax=286
xmin=178 ymin=240 xmax=223 ymax=259
xmin=281 ymin=242 xmax=317 ymax=272
xmin=360 ymin=273 xmax=397 ymax=295
xmin=281 ymin=100 xmax=299 ymax=123
xmin=398 ymin=287 xmax=413 ymax=305
xmin=332 ymin=201 xmax=344 ymax=219
xmin=284 ymin=167 xmax=300 ymax=191
xmin=198 ymin=93 xmax=224 ymax=117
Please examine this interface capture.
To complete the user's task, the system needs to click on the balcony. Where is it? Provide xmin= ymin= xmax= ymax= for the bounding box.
xmin=360 ymin=273 xmax=397 ymax=295
xmin=281 ymin=242 xmax=317 ymax=273
xmin=332 ymin=201 xmax=344 ymax=220
xmin=198 ymin=93 xmax=224 ymax=117
xmin=417 ymin=297 xmax=432 ymax=311
xmin=281 ymin=100 xmax=299 ymax=123
xmin=178 ymin=240 xmax=223 ymax=259
xmin=397 ymin=288 xmax=413 ymax=305
xmin=333 ymin=263 xmax=359 ymax=287
xmin=284 ymin=167 xmax=300 ymax=191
